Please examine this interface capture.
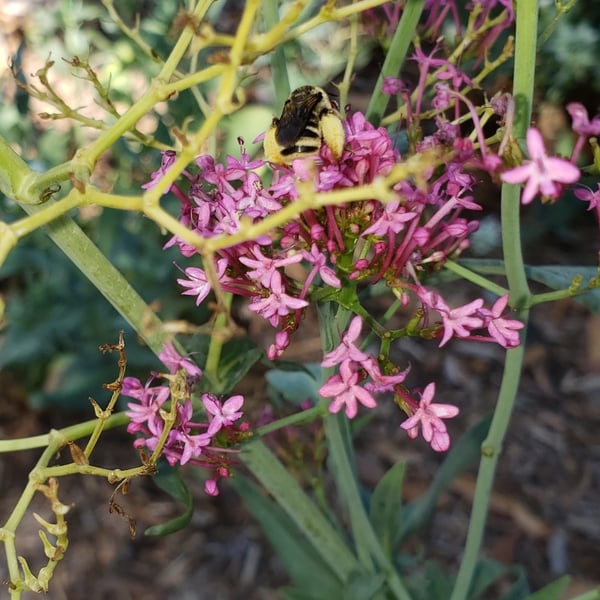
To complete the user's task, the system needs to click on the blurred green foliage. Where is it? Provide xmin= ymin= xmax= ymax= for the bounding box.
xmin=0 ymin=1 xmax=205 ymax=409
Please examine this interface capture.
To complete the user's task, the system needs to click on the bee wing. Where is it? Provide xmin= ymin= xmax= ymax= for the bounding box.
xmin=274 ymin=91 xmax=323 ymax=146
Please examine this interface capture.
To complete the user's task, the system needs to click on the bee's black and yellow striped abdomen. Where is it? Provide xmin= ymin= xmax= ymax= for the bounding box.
xmin=264 ymin=86 xmax=345 ymax=165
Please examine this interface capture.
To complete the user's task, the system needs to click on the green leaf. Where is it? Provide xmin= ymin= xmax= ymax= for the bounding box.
xmin=217 ymin=337 xmax=263 ymax=393
xmin=266 ymin=364 xmax=321 ymax=405
xmin=239 ymin=439 xmax=360 ymax=580
xmin=369 ymin=462 xmax=406 ymax=556
xmin=316 ymin=301 xmax=351 ymax=353
xmin=517 ymin=575 xmax=571 ymax=600
xmin=469 ymin=559 xmax=507 ymax=599
xmin=232 ymin=474 xmax=345 ymax=599
xmin=397 ymin=415 xmax=492 ymax=543
xmin=494 ymin=564 xmax=531 ymax=600
xmin=144 ymin=461 xmax=193 ymax=536
xmin=343 ymin=572 xmax=386 ymax=600
xmin=407 ymin=561 xmax=454 ymax=600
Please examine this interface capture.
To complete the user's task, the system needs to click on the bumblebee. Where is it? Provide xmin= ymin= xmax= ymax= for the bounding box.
xmin=263 ymin=86 xmax=345 ymax=165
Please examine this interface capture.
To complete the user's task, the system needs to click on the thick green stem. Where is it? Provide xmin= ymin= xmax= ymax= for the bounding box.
xmin=262 ymin=0 xmax=290 ymax=106
xmin=324 ymin=413 xmax=412 ymax=600
xmin=365 ymin=0 xmax=426 ymax=126
xmin=318 ymin=303 xmax=411 ymax=599
xmin=450 ymin=2 xmax=538 ymax=598
xmin=0 ymin=136 xmax=49 ymax=205
xmin=19 ymin=204 xmax=173 ymax=357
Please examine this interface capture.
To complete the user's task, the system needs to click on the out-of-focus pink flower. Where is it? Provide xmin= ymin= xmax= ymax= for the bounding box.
xmin=382 ymin=77 xmax=407 ymax=95
xmin=159 ymin=342 xmax=203 ymax=378
xmin=575 ymin=185 xmax=600 ymax=211
xmin=566 ymin=103 xmax=600 ymax=137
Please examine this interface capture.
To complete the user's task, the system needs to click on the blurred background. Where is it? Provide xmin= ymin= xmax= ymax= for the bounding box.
xmin=1 ymin=1 xmax=600 ymax=598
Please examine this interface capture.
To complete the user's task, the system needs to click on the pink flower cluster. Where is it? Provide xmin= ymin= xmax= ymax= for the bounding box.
xmin=317 ymin=309 xmax=520 ymax=452
xmin=417 ymin=287 xmax=523 ymax=349
xmin=143 ymin=103 xmax=532 ymax=453
xmin=140 ymin=56 xmax=597 ymax=455
xmin=123 ymin=343 xmax=248 ymax=496
xmin=162 ymin=110 xmax=487 ymax=361
xmin=130 ymin=0 xmax=600 ymax=467
xmin=319 ymin=316 xmax=411 ymax=419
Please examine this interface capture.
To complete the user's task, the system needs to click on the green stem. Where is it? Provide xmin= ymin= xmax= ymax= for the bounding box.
xmin=528 ymin=283 xmax=597 ymax=306
xmin=324 ymin=413 xmax=412 ymax=600
xmin=0 ymin=413 xmax=129 ymax=453
xmin=450 ymin=343 xmax=527 ymax=600
xmin=0 ymin=136 xmax=47 ymax=205
xmin=262 ymin=0 xmax=290 ymax=106
xmin=0 ymin=411 xmax=138 ymax=590
xmin=23 ymin=161 xmax=75 ymax=201
xmin=443 ymin=260 xmax=509 ymax=297
xmin=19 ymin=204 xmax=174 ymax=357
xmin=365 ymin=0 xmax=426 ymax=126
xmin=318 ymin=303 xmax=411 ymax=599
xmin=337 ymin=14 xmax=359 ymax=111
xmin=204 ymin=292 xmax=233 ymax=390
xmin=450 ymin=2 xmax=538 ymax=598
xmin=75 ymin=0 xmax=212 ymax=173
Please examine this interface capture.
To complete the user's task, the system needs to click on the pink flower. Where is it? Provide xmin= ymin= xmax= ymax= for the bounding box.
xmin=247 ymin=271 xmax=308 ymax=327
xmin=123 ymin=376 xmax=170 ymax=429
xmin=177 ymin=258 xmax=229 ymax=306
xmin=159 ymin=342 xmax=203 ymax=378
xmin=267 ymin=330 xmax=291 ymax=360
xmin=142 ymin=150 xmax=178 ymax=191
xmin=204 ymin=466 xmax=230 ymax=496
xmin=500 ymin=128 xmax=580 ymax=204
xmin=301 ymin=244 xmax=341 ymax=288
xmin=239 ymin=245 xmax=303 ymax=288
xmin=363 ymin=359 xmax=410 ymax=393
xmin=202 ymin=393 xmax=244 ymax=436
xmin=175 ymin=429 xmax=212 ymax=465
xmin=438 ymin=298 xmax=485 ymax=347
xmin=319 ymin=360 xmax=377 ymax=418
xmin=566 ymin=103 xmax=600 ymax=136
xmin=574 ymin=185 xmax=600 ymax=211
xmin=480 ymin=295 xmax=524 ymax=348
xmin=321 ymin=315 xmax=369 ymax=367
xmin=400 ymin=383 xmax=459 ymax=452
xmin=417 ymin=287 xmax=484 ymax=347
xmin=362 ymin=200 xmax=417 ymax=237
